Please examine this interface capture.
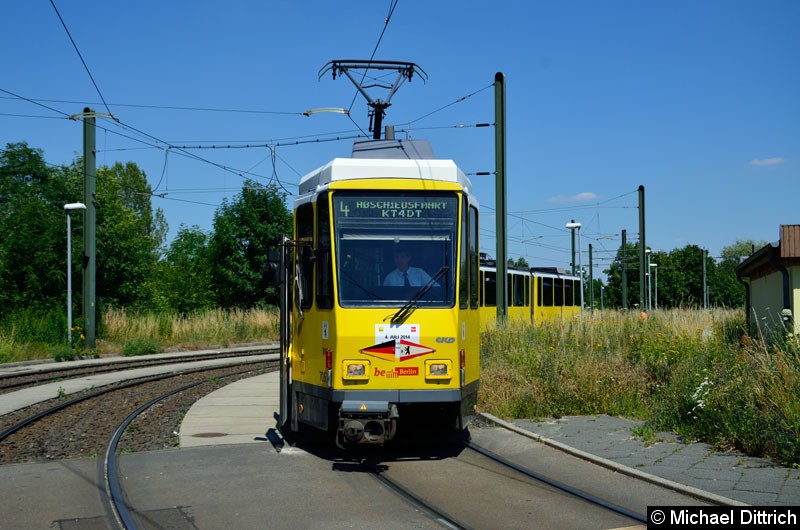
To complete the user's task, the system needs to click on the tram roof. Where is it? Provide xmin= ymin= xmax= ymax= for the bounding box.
xmin=298 ymin=139 xmax=472 ymax=195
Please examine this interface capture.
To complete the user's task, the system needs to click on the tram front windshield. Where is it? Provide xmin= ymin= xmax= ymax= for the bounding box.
xmin=333 ymin=191 xmax=458 ymax=308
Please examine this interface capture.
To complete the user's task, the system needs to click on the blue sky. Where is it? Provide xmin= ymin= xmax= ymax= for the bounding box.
xmin=2 ymin=1 xmax=797 ymax=277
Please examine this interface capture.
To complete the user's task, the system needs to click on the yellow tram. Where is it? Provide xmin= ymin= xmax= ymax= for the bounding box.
xmin=277 ymin=139 xmax=480 ymax=447
xmin=478 ymin=260 xmax=583 ymax=329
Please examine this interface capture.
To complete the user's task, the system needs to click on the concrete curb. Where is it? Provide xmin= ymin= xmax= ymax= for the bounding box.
xmin=477 ymin=412 xmax=749 ymax=507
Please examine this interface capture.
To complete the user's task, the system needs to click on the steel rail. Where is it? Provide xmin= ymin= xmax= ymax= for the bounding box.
xmin=104 ymin=379 xmax=206 ymax=530
xmin=0 ymin=345 xmax=278 ymax=391
xmin=0 ymin=357 xmax=272 ymax=442
xmin=369 ymin=468 xmax=473 ymax=530
xmin=463 ymin=440 xmax=648 ymax=524
xmin=103 ymin=364 xmax=278 ymax=529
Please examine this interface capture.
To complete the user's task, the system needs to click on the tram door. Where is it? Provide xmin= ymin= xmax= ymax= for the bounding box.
xmin=277 ymin=236 xmax=293 ymax=432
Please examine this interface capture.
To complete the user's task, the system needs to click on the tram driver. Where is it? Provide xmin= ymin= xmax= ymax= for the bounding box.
xmin=383 ymin=245 xmax=434 ymax=287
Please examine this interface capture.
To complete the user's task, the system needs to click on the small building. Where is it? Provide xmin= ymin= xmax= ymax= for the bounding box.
xmin=736 ymin=225 xmax=800 ymax=340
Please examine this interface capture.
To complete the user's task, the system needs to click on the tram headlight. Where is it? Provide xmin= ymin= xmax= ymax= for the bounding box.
xmin=425 ymin=360 xmax=452 ymax=380
xmin=342 ymin=360 xmax=369 ymax=381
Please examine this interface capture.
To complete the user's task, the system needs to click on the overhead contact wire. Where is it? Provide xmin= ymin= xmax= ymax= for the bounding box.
xmin=50 ymin=0 xmax=113 ymax=116
xmin=346 ymin=0 xmax=400 ymax=118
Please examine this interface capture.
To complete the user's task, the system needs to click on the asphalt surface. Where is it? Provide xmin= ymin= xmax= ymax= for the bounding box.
xmin=1 ymin=352 xmax=798 ymax=529
xmin=178 ymin=370 xmax=800 ymax=508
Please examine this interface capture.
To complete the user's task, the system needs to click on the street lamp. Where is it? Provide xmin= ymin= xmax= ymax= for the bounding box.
xmin=645 ymin=248 xmax=652 ymax=311
xmin=65 ymin=203 xmax=86 ymax=346
xmin=303 ymin=107 xmax=349 ymax=117
xmin=650 ymin=263 xmax=658 ymax=310
xmin=565 ymin=222 xmax=583 ymax=314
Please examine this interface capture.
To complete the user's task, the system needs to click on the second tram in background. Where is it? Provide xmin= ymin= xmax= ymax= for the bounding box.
xmin=276 ymin=138 xmax=480 ymax=447
xmin=478 ymin=257 xmax=583 ymax=329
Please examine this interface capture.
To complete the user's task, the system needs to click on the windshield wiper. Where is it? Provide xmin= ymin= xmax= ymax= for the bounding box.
xmin=387 ymin=266 xmax=449 ymax=324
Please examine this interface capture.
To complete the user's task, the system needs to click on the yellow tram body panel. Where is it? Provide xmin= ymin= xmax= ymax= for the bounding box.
xmin=478 ymin=265 xmax=582 ymax=330
xmin=291 ymin=176 xmax=478 ymax=393
xmin=290 ymin=308 xmax=475 ymax=393
xmin=282 ymin=142 xmax=481 ymax=445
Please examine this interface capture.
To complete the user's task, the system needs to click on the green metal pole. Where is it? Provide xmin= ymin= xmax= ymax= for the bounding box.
xmin=621 ymin=229 xmax=628 ymax=310
xmin=82 ymin=108 xmax=96 ymax=349
xmin=588 ymin=243 xmax=594 ymax=311
xmin=494 ymin=72 xmax=508 ymax=322
xmin=638 ymin=185 xmax=646 ymax=311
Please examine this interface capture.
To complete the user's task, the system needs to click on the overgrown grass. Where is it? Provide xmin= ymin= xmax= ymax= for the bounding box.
xmin=0 ymin=307 xmax=280 ymax=363
xmin=479 ymin=309 xmax=800 ymax=466
xmin=101 ymin=307 xmax=280 ymax=353
xmin=0 ymin=308 xmax=72 ymax=362
xmin=479 ymin=314 xmax=653 ymax=420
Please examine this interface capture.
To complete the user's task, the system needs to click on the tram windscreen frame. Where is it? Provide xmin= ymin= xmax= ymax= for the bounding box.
xmin=333 ymin=191 xmax=459 ymax=308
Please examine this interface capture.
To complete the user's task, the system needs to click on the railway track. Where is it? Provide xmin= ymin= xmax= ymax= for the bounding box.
xmin=1 ymin=355 xmax=279 ymax=529
xmin=0 ymin=356 xmax=278 ymax=463
xmin=0 ymin=343 xmax=278 ymax=394
xmin=350 ymin=437 xmax=647 ymax=530
xmin=105 ymin=378 xmax=209 ymax=529
xmin=463 ymin=440 xmax=647 ymax=524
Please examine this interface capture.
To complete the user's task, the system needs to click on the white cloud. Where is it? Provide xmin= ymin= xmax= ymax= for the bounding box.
xmin=750 ymin=157 xmax=786 ymax=166
xmin=548 ymin=192 xmax=598 ymax=203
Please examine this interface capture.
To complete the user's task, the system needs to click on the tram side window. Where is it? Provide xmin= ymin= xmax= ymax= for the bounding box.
xmin=484 ymin=271 xmax=497 ymax=307
xmin=296 ymin=203 xmax=314 ymax=310
xmin=537 ymin=276 xmax=542 ymax=307
xmin=525 ymin=276 xmax=530 ymax=306
xmin=459 ymin=197 xmax=469 ymax=309
xmin=316 ymin=194 xmax=333 ymax=309
xmin=513 ymin=275 xmax=525 ymax=306
xmin=554 ymin=278 xmax=564 ymax=306
xmin=564 ymin=279 xmax=574 ymax=307
xmin=469 ymin=205 xmax=479 ymax=309
xmin=542 ymin=277 xmax=554 ymax=306
xmin=507 ymin=275 xmax=514 ymax=306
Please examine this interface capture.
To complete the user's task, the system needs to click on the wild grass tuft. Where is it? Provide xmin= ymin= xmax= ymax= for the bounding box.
xmin=0 ymin=307 xmax=279 ymax=361
xmin=480 ymin=316 xmax=651 ymax=420
xmin=479 ymin=308 xmax=800 ymax=466
xmin=121 ymin=337 xmax=162 ymax=357
xmin=100 ymin=307 xmax=279 ymax=352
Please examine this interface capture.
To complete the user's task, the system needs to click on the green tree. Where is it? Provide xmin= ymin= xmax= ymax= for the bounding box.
xmin=0 ymin=143 xmax=77 ymax=317
xmin=603 ymin=242 xmax=643 ymax=309
xmin=604 ymin=239 xmax=768 ymax=310
xmin=0 ymin=144 xmax=166 ymax=320
xmin=709 ymin=239 xmax=765 ymax=308
xmin=93 ymin=161 xmax=167 ymax=309
xmin=508 ymin=256 xmax=529 ymax=269
xmin=662 ymin=245 xmax=707 ymax=307
xmin=152 ymin=224 xmax=215 ymax=313
xmin=209 ymin=181 xmax=291 ymax=308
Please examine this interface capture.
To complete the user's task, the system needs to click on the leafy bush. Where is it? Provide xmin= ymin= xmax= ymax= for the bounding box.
xmin=52 ymin=345 xmax=77 ymax=362
xmin=651 ymin=344 xmax=800 ymax=465
xmin=2 ymin=308 xmax=66 ymax=344
xmin=0 ymin=341 xmax=14 ymax=364
xmin=121 ymin=338 xmax=161 ymax=357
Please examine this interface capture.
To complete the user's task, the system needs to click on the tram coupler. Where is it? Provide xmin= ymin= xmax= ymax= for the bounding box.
xmin=337 ymin=401 xmax=398 ymax=446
